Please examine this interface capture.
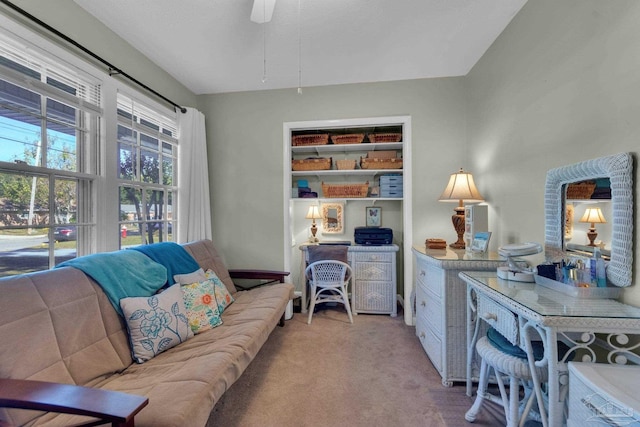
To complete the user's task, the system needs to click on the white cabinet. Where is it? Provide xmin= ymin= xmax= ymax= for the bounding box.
xmin=284 ymin=116 xmax=414 ymax=326
xmin=412 ymin=245 xmax=503 ymax=386
xmin=350 ymin=245 xmax=399 ymax=317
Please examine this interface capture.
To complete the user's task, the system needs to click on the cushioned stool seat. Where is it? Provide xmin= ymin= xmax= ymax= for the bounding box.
xmin=466 ymin=333 xmax=548 ymax=427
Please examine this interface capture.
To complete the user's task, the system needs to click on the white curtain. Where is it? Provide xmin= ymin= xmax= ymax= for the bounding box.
xmin=177 ymin=107 xmax=212 ymax=242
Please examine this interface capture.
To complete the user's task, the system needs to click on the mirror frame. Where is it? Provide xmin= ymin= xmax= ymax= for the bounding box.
xmin=321 ymin=202 xmax=344 ymax=234
xmin=544 ymin=152 xmax=633 ymax=287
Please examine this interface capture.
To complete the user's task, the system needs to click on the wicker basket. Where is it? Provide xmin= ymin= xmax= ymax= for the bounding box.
xmin=292 ymin=157 xmax=332 ymax=171
xmin=322 ymin=181 xmax=369 ymax=198
xmin=368 ymin=133 xmax=402 ymax=143
xmin=367 ymin=150 xmax=397 ymax=159
xmin=331 ymin=133 xmax=365 ymax=145
xmin=336 ymin=159 xmax=356 ymax=170
xmin=566 ymin=181 xmax=596 ymax=199
xmin=360 ymin=157 xmax=403 ymax=170
xmin=292 ymin=134 xmax=329 ymax=146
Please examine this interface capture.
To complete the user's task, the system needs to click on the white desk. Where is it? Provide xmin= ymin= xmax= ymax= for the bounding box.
xmin=461 ymin=271 xmax=640 ymax=427
xmin=299 ymin=244 xmax=399 ymax=316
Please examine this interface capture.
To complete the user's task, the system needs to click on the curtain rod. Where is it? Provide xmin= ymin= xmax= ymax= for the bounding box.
xmin=0 ymin=0 xmax=187 ymax=114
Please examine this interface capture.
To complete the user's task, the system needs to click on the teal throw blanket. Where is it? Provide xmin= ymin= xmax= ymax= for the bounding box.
xmin=129 ymin=242 xmax=200 ymax=286
xmin=58 ymin=250 xmax=167 ymax=316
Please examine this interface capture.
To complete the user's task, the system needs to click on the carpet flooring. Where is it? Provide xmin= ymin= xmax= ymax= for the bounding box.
xmin=207 ymin=305 xmax=505 ymax=427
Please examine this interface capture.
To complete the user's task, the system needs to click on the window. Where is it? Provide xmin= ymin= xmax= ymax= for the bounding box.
xmin=117 ymin=94 xmax=177 ymax=248
xmin=0 ymin=31 xmax=101 ymax=276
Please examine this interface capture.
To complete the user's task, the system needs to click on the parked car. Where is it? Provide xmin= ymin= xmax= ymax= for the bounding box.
xmin=54 ymin=226 xmax=77 ymax=241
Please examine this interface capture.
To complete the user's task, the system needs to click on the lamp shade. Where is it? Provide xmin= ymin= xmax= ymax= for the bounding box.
xmin=580 ymin=207 xmax=606 ymax=224
xmin=438 ymin=168 xmax=484 ymax=203
xmin=305 ymin=205 xmax=321 ymax=220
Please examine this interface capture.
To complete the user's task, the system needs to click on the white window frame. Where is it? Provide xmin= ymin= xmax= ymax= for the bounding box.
xmin=0 ymin=14 xmax=180 ymax=274
xmin=116 ymin=92 xmax=178 ymax=247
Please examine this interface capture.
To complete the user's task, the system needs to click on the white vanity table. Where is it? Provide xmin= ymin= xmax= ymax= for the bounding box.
xmin=457 ymin=152 xmax=638 ymax=426
xmin=412 ymin=245 xmax=505 ymax=386
xmin=462 ymin=271 xmax=640 ymax=427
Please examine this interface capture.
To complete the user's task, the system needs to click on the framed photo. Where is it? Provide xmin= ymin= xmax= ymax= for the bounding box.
xmin=470 ymin=231 xmax=491 ymax=253
xmin=365 ymin=206 xmax=382 ymax=227
xmin=321 ymin=203 xmax=344 ymax=234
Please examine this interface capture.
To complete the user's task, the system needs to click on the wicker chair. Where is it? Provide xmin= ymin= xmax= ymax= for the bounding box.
xmin=465 ymin=332 xmax=548 ymax=427
xmin=305 ymin=260 xmax=353 ymax=325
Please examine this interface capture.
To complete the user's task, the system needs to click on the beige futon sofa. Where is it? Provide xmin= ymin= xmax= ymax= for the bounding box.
xmin=0 ymin=239 xmax=294 ymax=427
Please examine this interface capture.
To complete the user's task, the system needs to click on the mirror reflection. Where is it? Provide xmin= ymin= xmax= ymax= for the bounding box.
xmin=545 ymin=153 xmax=633 ymax=287
xmin=326 ymin=208 xmax=338 ymax=229
xmin=563 ymin=178 xmax=612 ymax=258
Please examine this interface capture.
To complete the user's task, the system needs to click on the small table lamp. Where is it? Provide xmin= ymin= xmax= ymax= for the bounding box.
xmin=580 ymin=207 xmax=606 ymax=246
xmin=305 ymin=205 xmax=322 ymax=242
xmin=438 ymin=168 xmax=484 ymax=249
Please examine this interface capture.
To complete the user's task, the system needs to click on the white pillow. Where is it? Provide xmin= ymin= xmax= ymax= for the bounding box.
xmin=173 ymin=268 xmax=206 ymax=285
xmin=120 ymin=284 xmax=194 ymax=363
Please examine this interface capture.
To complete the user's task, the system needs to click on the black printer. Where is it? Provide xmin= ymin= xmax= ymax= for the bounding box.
xmin=354 ymin=227 xmax=393 ymax=245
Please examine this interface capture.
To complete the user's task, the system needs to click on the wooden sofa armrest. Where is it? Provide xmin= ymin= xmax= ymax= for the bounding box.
xmin=228 ymin=270 xmax=292 ymax=327
xmin=229 ymin=270 xmax=290 ymax=291
xmin=228 ymin=269 xmax=290 ymax=284
xmin=0 ymin=379 xmax=148 ymax=427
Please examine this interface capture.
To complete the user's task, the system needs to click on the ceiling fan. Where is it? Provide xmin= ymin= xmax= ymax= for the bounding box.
xmin=250 ymin=0 xmax=276 ymax=23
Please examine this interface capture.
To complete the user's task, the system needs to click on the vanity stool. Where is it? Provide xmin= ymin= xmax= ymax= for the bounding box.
xmin=465 ymin=329 xmax=548 ymax=427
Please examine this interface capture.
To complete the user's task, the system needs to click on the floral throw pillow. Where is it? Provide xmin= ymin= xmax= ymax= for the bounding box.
xmin=120 ymin=284 xmax=194 ymax=363
xmin=205 ymin=269 xmax=235 ymax=313
xmin=181 ymin=280 xmax=223 ymax=334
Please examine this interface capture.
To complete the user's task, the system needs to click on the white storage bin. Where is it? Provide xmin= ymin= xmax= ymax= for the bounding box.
xmin=568 ymin=362 xmax=640 ymax=426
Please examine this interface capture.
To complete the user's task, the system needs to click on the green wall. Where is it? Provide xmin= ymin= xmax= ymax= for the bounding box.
xmin=465 ymin=0 xmax=640 ymax=305
xmin=197 ymin=79 xmax=467 ymax=271
xmin=200 ymin=0 xmax=640 ymax=305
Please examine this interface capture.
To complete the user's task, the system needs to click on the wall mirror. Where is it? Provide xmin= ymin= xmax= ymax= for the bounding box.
xmin=544 ymin=152 xmax=633 ymax=287
xmin=322 ymin=202 xmax=344 ymax=234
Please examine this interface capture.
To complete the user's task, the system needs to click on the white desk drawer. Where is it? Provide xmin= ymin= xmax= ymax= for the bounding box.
xmin=353 ymin=252 xmax=393 ymax=263
xmin=415 ymin=262 xmax=444 ymax=299
xmin=477 ymin=294 xmax=518 ymax=345
xmin=416 ymin=281 xmax=443 ymax=334
xmin=354 ymin=262 xmax=393 ymax=281
xmin=353 ymin=280 xmax=395 ymax=313
xmin=416 ymin=317 xmax=442 ymax=373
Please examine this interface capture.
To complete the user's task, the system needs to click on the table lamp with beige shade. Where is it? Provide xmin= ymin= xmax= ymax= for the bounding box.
xmin=580 ymin=207 xmax=607 ymax=247
xmin=305 ymin=205 xmax=322 ymax=242
xmin=438 ymin=168 xmax=485 ymax=249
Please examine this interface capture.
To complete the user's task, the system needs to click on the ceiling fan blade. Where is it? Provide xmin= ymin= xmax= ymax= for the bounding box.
xmin=250 ymin=0 xmax=276 ymax=23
